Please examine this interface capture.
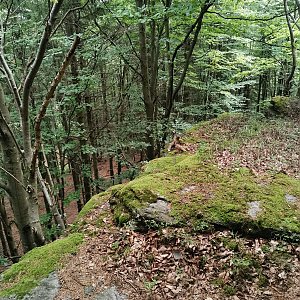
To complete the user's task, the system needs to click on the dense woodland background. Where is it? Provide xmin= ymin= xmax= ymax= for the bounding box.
xmin=0 ymin=0 xmax=299 ymax=260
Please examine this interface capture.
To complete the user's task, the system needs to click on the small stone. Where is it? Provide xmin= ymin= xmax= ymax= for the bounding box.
xmin=94 ymin=286 xmax=126 ymax=300
xmin=84 ymin=286 xmax=95 ymax=296
xmin=263 ymin=291 xmax=273 ymax=295
xmin=172 ymin=250 xmax=182 ymax=260
xmin=247 ymin=201 xmax=261 ymax=218
xmin=285 ymin=194 xmax=297 ymax=203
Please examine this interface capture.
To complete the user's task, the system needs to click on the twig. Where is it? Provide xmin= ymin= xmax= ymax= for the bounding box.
xmin=207 ymin=9 xmax=295 ymax=21
xmin=51 ymin=0 xmax=90 ymax=37
xmin=0 ymin=167 xmax=26 ymax=190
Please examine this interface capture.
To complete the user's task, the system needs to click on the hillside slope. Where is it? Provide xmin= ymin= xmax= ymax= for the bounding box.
xmin=1 ymin=113 xmax=300 ymax=299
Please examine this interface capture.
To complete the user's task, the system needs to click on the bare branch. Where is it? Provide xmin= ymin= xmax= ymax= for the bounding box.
xmin=30 ymin=36 xmax=81 ymax=180
xmin=103 ymin=1 xmax=141 ymax=62
xmin=94 ymin=19 xmax=142 ymax=78
xmin=51 ymin=0 xmax=90 ymax=37
xmin=0 ymin=167 xmax=26 ymax=191
xmin=207 ymin=10 xmax=293 ymax=22
xmin=283 ymin=0 xmax=296 ymax=95
xmin=165 ymin=0 xmax=214 ymax=119
xmin=22 ymin=0 xmax=64 ymax=161
xmin=295 ymin=0 xmax=300 ymax=13
xmin=0 ymin=20 xmax=22 ymax=110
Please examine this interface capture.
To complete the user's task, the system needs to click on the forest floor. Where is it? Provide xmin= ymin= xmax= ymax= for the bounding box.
xmin=56 ymin=213 xmax=300 ymax=300
xmin=1 ymin=113 xmax=300 ymax=300
xmin=55 ymin=113 xmax=300 ymax=300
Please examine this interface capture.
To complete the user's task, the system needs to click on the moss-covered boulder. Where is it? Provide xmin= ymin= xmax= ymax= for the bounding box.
xmin=108 ymin=114 xmax=300 ymax=240
xmin=0 ymin=233 xmax=83 ymax=299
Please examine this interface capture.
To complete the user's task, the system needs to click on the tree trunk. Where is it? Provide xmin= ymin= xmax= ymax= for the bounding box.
xmin=109 ymin=156 xmax=115 ymax=184
xmin=136 ymin=0 xmax=156 ymax=160
xmin=0 ymin=198 xmax=18 ymax=261
xmin=257 ymin=75 xmax=262 ymax=112
xmin=283 ymin=0 xmax=296 ymax=96
xmin=0 ymin=86 xmax=42 ymax=252
xmin=0 ymin=218 xmax=9 ymax=258
xmin=70 ymin=157 xmax=83 ymax=212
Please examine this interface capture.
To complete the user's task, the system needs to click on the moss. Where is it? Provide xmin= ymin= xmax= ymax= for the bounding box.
xmin=102 ymin=114 xmax=300 ymax=239
xmin=223 ymin=284 xmax=237 ymax=296
xmin=222 ymin=238 xmax=239 ymax=252
xmin=272 ymin=96 xmax=290 ymax=111
xmin=143 ymin=156 xmax=188 ymax=174
xmin=168 ymin=157 xmax=300 ymax=237
xmin=76 ymin=192 xmax=110 ymax=220
xmin=0 ymin=233 xmax=83 ymax=298
xmin=258 ymin=273 xmax=269 ymax=287
xmin=112 ymin=204 xmax=131 ymax=226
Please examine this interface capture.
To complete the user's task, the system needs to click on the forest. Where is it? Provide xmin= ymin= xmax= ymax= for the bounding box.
xmin=0 ymin=0 xmax=300 ymax=299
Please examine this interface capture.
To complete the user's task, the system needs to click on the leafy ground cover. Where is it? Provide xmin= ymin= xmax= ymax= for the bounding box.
xmin=56 ymin=203 xmax=300 ymax=299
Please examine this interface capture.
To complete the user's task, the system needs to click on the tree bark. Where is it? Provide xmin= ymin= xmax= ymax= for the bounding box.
xmin=136 ymin=0 xmax=155 ymax=160
xmin=0 ymin=197 xmax=18 ymax=261
xmin=0 ymin=85 xmax=38 ymax=252
xmin=283 ymin=0 xmax=296 ymax=96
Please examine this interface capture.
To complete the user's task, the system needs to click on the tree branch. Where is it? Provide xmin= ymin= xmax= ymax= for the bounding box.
xmin=103 ymin=1 xmax=141 ymax=62
xmin=0 ymin=20 xmax=22 ymax=110
xmin=0 ymin=167 xmax=26 ymax=191
xmin=94 ymin=19 xmax=142 ymax=78
xmin=0 ymin=109 xmax=24 ymax=160
xmin=30 ymin=36 xmax=81 ymax=180
xmin=207 ymin=10 xmax=293 ymax=22
xmin=22 ymin=0 xmax=64 ymax=162
xmin=295 ymin=0 xmax=300 ymax=13
xmin=165 ymin=0 xmax=214 ymax=119
xmin=283 ymin=0 xmax=296 ymax=95
xmin=51 ymin=0 xmax=90 ymax=37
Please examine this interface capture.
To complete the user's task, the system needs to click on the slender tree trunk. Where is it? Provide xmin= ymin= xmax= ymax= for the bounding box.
xmin=257 ymin=75 xmax=262 ymax=112
xmin=283 ymin=0 xmax=296 ymax=96
xmin=70 ymin=158 xmax=83 ymax=212
xmin=0 ymin=198 xmax=18 ymax=260
xmin=109 ymin=156 xmax=115 ymax=184
xmin=0 ymin=219 xmax=9 ymax=257
xmin=136 ymin=0 xmax=156 ymax=160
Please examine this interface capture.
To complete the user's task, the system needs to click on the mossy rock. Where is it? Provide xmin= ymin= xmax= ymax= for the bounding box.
xmin=272 ymin=96 xmax=290 ymax=112
xmin=0 ymin=233 xmax=83 ymax=298
xmin=108 ymin=148 xmax=300 ymax=239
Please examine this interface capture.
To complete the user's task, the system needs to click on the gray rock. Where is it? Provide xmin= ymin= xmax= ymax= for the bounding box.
xmin=84 ymin=285 xmax=95 ymax=296
xmin=247 ymin=201 xmax=261 ymax=218
xmin=0 ymin=296 xmax=17 ymax=300
xmin=94 ymin=286 xmax=126 ymax=300
xmin=285 ymin=194 xmax=298 ymax=203
xmin=24 ymin=272 xmax=60 ymax=300
xmin=180 ymin=185 xmax=197 ymax=194
xmin=0 ymin=272 xmax=60 ymax=300
xmin=137 ymin=199 xmax=175 ymax=224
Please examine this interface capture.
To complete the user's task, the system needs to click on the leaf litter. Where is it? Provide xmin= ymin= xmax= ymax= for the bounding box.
xmin=56 ymin=115 xmax=300 ymax=299
xmin=56 ymin=207 xmax=300 ymax=300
